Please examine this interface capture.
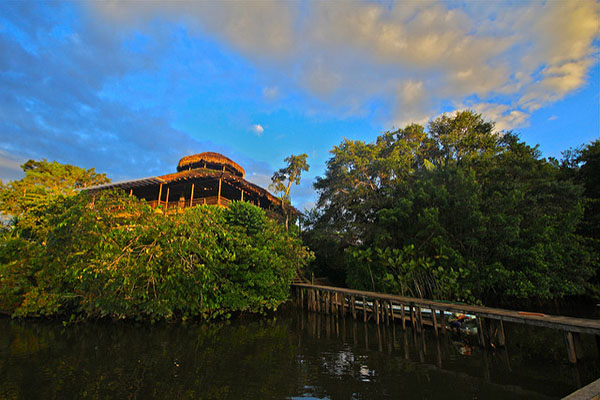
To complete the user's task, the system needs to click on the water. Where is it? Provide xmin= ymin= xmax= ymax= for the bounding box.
xmin=1 ymin=306 xmax=598 ymax=399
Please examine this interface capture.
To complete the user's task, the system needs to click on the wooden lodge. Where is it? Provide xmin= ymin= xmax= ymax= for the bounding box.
xmin=84 ymin=152 xmax=289 ymax=213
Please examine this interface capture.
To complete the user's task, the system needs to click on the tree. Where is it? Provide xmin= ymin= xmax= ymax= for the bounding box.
xmin=307 ymin=111 xmax=595 ymax=304
xmin=270 ymin=154 xmax=309 ymax=230
xmin=0 ymin=159 xmax=109 ymax=218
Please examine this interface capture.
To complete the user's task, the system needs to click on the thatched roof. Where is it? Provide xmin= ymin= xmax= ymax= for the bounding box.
xmin=177 ymin=152 xmax=245 ymax=177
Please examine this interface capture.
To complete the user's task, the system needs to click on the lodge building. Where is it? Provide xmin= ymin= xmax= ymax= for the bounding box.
xmin=85 ymin=152 xmax=286 ymax=213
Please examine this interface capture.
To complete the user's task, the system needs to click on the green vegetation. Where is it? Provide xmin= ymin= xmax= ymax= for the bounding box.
xmin=270 ymin=153 xmax=309 ymax=231
xmin=304 ymin=111 xmax=598 ymax=305
xmin=0 ymin=161 xmax=312 ymax=321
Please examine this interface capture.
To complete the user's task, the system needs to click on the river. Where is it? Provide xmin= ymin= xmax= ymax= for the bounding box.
xmin=1 ymin=306 xmax=598 ymax=399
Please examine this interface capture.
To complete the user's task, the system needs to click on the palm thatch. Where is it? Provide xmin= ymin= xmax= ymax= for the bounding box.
xmin=177 ymin=152 xmax=245 ymax=177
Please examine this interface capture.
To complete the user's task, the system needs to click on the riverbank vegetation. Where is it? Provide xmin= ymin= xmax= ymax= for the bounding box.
xmin=0 ymin=162 xmax=312 ymax=321
xmin=303 ymin=111 xmax=599 ymax=306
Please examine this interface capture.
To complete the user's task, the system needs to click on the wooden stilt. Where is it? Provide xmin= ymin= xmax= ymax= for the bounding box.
xmin=497 ymin=320 xmax=506 ymax=346
xmin=400 ymin=304 xmax=406 ymax=330
xmin=573 ymin=332 xmax=584 ymax=360
xmin=432 ymin=308 xmax=439 ymax=336
xmin=189 ymin=183 xmax=194 ymax=207
xmin=390 ymin=301 xmax=395 ymax=324
xmin=363 ymin=296 xmax=367 ymax=323
xmin=165 ymin=187 xmax=170 ymax=210
xmin=351 ymin=296 xmax=356 ymax=320
xmin=565 ymin=331 xmax=577 ymax=364
xmin=218 ymin=178 xmax=222 ymax=206
xmin=157 ymin=183 xmax=163 ymax=208
xmin=416 ymin=306 xmax=423 ymax=333
xmin=375 ymin=300 xmax=380 ymax=325
xmin=477 ymin=317 xmax=487 ymax=348
xmin=410 ymin=304 xmax=416 ymax=330
xmin=440 ymin=310 xmax=447 ymax=335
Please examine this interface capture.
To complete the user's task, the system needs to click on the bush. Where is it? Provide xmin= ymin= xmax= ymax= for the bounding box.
xmin=0 ymin=191 xmax=313 ymax=321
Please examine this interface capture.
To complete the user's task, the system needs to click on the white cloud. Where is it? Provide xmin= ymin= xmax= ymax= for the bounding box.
xmin=92 ymin=0 xmax=600 ymax=131
xmin=251 ymin=124 xmax=264 ymax=136
xmin=262 ymin=86 xmax=279 ymax=100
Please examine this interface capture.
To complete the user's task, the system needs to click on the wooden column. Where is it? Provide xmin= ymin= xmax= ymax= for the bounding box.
xmin=477 ymin=317 xmax=487 ymax=348
xmin=165 ymin=187 xmax=170 ymax=210
xmin=400 ymin=304 xmax=406 ymax=330
xmin=218 ymin=179 xmax=222 ymax=205
xmin=497 ymin=320 xmax=505 ymax=346
xmin=129 ymin=188 xmax=133 ymax=196
xmin=241 ymin=190 xmax=244 ymax=201
xmin=565 ymin=331 xmax=578 ymax=364
xmin=189 ymin=183 xmax=195 ymax=207
xmin=157 ymin=183 xmax=163 ymax=208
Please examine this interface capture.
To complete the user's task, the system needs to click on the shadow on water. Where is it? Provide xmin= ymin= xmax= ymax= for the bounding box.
xmin=0 ymin=307 xmax=598 ymax=399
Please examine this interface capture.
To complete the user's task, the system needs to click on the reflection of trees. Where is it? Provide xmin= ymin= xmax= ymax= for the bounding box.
xmin=1 ymin=312 xmax=596 ymax=399
xmin=293 ymin=312 xmax=578 ymax=400
xmin=0 ymin=317 xmax=299 ymax=399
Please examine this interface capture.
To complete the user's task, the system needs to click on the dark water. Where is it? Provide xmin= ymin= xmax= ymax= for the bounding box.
xmin=1 ymin=307 xmax=598 ymax=399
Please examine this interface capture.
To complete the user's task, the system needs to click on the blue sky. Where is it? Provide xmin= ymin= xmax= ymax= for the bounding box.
xmin=0 ymin=1 xmax=598 ymax=210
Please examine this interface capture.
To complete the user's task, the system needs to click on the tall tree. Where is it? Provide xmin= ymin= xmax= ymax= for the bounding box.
xmin=270 ymin=154 xmax=309 ymax=231
xmin=0 ymin=159 xmax=109 ymax=218
xmin=307 ymin=111 xmax=594 ymax=304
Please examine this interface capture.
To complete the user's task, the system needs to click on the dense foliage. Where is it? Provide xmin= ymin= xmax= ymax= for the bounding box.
xmin=304 ymin=111 xmax=598 ymax=304
xmin=0 ymin=162 xmax=312 ymax=321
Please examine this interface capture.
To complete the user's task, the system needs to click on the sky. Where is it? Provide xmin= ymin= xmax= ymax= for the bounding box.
xmin=0 ymin=1 xmax=598 ymax=210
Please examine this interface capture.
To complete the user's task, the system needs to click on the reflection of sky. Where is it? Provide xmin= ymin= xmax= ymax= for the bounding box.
xmin=1 ymin=2 xmax=598 ymax=211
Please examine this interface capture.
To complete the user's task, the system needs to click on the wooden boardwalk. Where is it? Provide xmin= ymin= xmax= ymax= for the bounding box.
xmin=291 ymin=283 xmax=600 ymax=364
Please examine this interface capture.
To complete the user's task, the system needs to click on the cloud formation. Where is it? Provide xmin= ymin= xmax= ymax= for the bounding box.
xmin=93 ymin=0 xmax=599 ymax=130
xmin=251 ymin=124 xmax=264 ymax=136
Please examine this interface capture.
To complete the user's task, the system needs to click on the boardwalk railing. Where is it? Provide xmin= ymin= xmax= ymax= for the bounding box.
xmin=291 ymin=283 xmax=600 ymax=364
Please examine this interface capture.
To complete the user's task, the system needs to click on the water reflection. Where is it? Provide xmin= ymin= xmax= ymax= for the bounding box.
xmin=0 ymin=308 xmax=596 ymax=400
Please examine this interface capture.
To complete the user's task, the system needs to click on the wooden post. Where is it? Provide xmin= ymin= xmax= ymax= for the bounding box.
xmin=477 ymin=317 xmax=487 ymax=348
xmin=129 ymin=188 xmax=133 ymax=196
xmin=300 ymin=287 xmax=304 ymax=309
xmin=157 ymin=183 xmax=163 ymax=208
xmin=440 ymin=310 xmax=446 ymax=336
xmin=375 ymin=300 xmax=380 ymax=325
xmin=497 ymin=320 xmax=505 ymax=346
xmin=573 ymin=332 xmax=584 ymax=360
xmin=432 ymin=308 xmax=439 ymax=337
xmin=189 ymin=183 xmax=194 ymax=207
xmin=410 ymin=304 xmax=416 ymax=330
xmin=363 ymin=296 xmax=367 ymax=323
xmin=390 ymin=301 xmax=395 ymax=323
xmin=387 ymin=301 xmax=391 ymax=325
xmin=351 ymin=296 xmax=356 ymax=320
xmin=165 ymin=187 xmax=170 ymax=210
xmin=241 ymin=190 xmax=244 ymax=201
xmin=400 ymin=304 xmax=406 ymax=330
xmin=564 ymin=331 xmax=578 ymax=364
xmin=416 ymin=306 xmax=423 ymax=333
xmin=218 ymin=178 xmax=222 ymax=205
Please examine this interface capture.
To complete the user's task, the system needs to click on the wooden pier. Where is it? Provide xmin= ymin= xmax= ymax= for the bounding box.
xmin=291 ymin=283 xmax=600 ymax=364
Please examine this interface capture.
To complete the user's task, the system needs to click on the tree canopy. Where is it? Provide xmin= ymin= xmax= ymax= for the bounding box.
xmin=305 ymin=111 xmax=597 ymax=304
xmin=270 ymin=153 xmax=309 ymax=230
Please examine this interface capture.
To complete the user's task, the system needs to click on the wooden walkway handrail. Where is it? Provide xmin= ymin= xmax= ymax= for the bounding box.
xmin=292 ymin=283 xmax=600 ymax=335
